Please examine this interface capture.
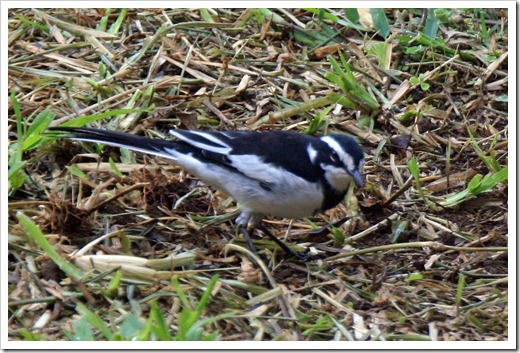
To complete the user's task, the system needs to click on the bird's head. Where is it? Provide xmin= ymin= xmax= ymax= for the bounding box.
xmin=318 ymin=134 xmax=365 ymax=192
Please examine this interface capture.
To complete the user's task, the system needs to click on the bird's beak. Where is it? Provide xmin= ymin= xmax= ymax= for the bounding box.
xmin=350 ymin=170 xmax=364 ymax=188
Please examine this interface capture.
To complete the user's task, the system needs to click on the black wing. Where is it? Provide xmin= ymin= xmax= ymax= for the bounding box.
xmin=169 ymin=129 xmax=323 ymax=183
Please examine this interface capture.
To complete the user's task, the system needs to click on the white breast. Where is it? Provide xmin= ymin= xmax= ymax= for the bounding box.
xmin=164 ymin=148 xmax=324 ymax=219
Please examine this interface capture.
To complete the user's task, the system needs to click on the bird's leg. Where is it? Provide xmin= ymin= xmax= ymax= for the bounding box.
xmin=257 ymin=224 xmax=315 ymax=261
xmin=239 ymin=224 xmax=260 ymax=257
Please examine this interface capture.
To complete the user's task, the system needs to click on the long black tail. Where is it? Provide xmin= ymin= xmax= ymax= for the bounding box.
xmin=47 ymin=126 xmax=182 ymax=161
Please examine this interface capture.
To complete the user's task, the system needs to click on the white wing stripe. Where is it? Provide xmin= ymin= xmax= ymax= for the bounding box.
xmin=229 ymin=154 xmax=294 ymax=184
xmin=169 ymin=130 xmax=232 ymax=154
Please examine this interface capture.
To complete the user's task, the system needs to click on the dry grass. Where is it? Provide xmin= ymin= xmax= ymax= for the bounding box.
xmin=7 ymin=8 xmax=508 ymax=342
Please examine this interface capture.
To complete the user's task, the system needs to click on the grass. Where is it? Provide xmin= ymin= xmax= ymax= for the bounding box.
xmin=7 ymin=8 xmax=508 ymax=343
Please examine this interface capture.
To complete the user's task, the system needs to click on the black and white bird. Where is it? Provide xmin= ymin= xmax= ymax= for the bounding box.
xmin=48 ymin=126 xmax=364 ymax=260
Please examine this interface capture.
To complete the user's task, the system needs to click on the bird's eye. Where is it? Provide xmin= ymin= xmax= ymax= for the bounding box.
xmin=329 ymin=151 xmax=340 ymax=164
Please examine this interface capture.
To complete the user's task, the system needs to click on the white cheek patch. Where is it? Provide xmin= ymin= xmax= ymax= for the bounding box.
xmin=320 ymin=163 xmax=350 ymax=192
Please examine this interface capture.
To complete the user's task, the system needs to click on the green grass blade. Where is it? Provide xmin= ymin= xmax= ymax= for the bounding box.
xmin=407 ymin=156 xmax=427 ymax=202
xmin=456 ymin=273 xmax=465 ymax=313
xmin=195 ymin=275 xmax=219 ymax=314
xmin=424 ymin=9 xmax=440 ymax=38
xmin=148 ymin=300 xmax=172 ymax=341
xmin=108 ymin=9 xmax=128 ymax=34
xmin=70 ymin=317 xmax=95 ymax=341
xmin=76 ymin=303 xmax=114 ymax=340
xmin=370 ymin=9 xmax=390 ymax=38
xmin=344 ymin=9 xmax=359 ymax=23
xmin=22 ymin=108 xmax=56 ymax=151
xmin=17 ymin=212 xmax=84 ymax=280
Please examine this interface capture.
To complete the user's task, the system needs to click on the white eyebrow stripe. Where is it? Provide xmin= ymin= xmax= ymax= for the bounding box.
xmin=320 ymin=136 xmax=341 ymax=153
xmin=169 ymin=130 xmax=232 ymax=154
xmin=320 ymin=135 xmax=356 ymax=171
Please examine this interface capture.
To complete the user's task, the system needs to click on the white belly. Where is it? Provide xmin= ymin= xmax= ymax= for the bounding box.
xmin=166 ymin=149 xmax=324 ymax=219
xmin=236 ymin=181 xmax=324 ymax=219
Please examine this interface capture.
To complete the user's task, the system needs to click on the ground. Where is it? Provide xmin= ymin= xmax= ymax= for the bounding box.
xmin=7 ymin=8 xmax=508 ymax=342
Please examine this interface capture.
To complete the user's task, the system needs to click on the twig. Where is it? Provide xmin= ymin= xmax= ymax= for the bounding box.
xmin=326 ymin=241 xmax=507 ymax=262
xmin=85 ymin=182 xmax=149 ymax=215
xmin=346 ymin=213 xmax=399 ymax=243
